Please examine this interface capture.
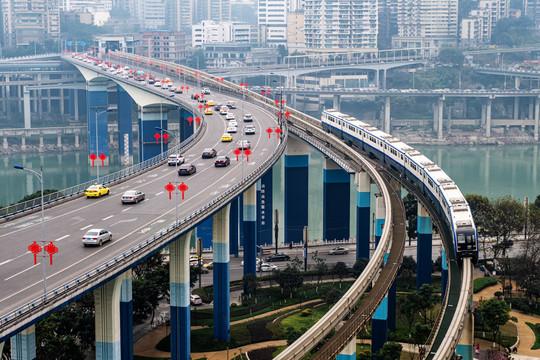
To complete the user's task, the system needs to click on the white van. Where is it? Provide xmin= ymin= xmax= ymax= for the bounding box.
xmin=227 ymin=101 xmax=236 ymax=109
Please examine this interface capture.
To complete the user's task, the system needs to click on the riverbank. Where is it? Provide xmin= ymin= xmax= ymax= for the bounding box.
xmin=393 ymin=128 xmax=537 ymax=146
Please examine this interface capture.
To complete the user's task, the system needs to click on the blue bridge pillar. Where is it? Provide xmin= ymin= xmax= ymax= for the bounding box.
xmin=417 ymin=203 xmax=433 ymax=289
xmin=93 ymin=271 xmax=132 ymax=359
xmin=87 ymin=81 xmax=109 ymax=166
xmin=169 ymin=231 xmax=193 ymax=360
xmin=257 ymin=170 xmax=273 ymax=246
xmin=374 ymin=195 xmax=385 ymax=247
xmin=138 ymin=105 xmax=169 ymax=162
xmin=117 ymin=86 xmax=134 ymax=166
xmin=120 ymin=269 xmax=133 ymax=360
xmin=243 ymin=184 xmax=257 ymax=281
xmin=336 ymin=335 xmax=356 ymax=360
xmin=323 ymin=158 xmax=350 ymax=241
xmin=441 ymin=249 xmax=448 ymax=302
xmin=179 ymin=108 xmax=194 ymax=142
xmin=371 ymin=296 xmax=388 ymax=355
xmin=10 ymin=325 xmax=35 ymax=360
xmin=213 ymin=203 xmax=231 ymax=341
xmin=284 ymin=136 xmax=309 ymax=244
xmin=229 ymin=197 xmax=242 ymax=258
xmin=355 ymin=171 xmax=371 ymax=260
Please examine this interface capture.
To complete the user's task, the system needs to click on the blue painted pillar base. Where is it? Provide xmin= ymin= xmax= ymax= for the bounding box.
xmin=170 ymin=305 xmax=190 ymax=360
xmin=120 ymin=270 xmax=133 ymax=360
xmin=94 ymin=276 xmax=123 ymax=360
xmin=336 ymin=337 xmax=356 ymax=360
xmin=441 ymin=249 xmax=448 ymax=302
xmin=323 ymin=159 xmax=350 ymax=241
xmin=417 ymin=204 xmax=433 ymax=290
xmin=243 ymin=185 xmax=257 ymax=283
xmin=118 ymin=86 xmax=134 ymax=166
xmin=197 ymin=217 xmax=213 ymax=250
xmin=10 ymin=325 xmax=36 ymax=360
xmin=257 ymin=171 xmax=273 ymax=246
xmin=179 ymin=108 xmax=194 ymax=142
xmin=229 ymin=197 xmax=240 ymax=257
xmin=284 ymin=136 xmax=309 ymax=244
xmin=375 ymin=195 xmax=385 ymax=248
xmin=456 ymin=344 xmax=473 ymax=360
xmin=213 ymin=203 xmax=231 ymax=341
xmin=371 ymin=297 xmax=388 ymax=355
xmin=356 ymin=172 xmax=371 ymax=260
xmin=138 ymin=106 xmax=169 ymax=162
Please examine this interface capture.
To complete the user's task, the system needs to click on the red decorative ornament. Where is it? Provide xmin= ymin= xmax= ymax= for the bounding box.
xmin=285 ymin=111 xmax=291 ymax=120
xmin=240 ymin=83 xmax=244 ymax=87
xmin=275 ymin=128 xmax=282 ymax=139
xmin=177 ymin=182 xmax=188 ymax=200
xmin=154 ymin=133 xmax=161 ymax=144
xmin=181 ymin=86 xmax=184 ymax=90
xmin=200 ymin=93 xmax=204 ymax=99
xmin=28 ymin=241 xmax=42 ymax=265
xmin=186 ymin=86 xmax=189 ymax=93
xmin=233 ymin=148 xmax=242 ymax=161
xmin=243 ymin=148 xmax=252 ymax=162
xmin=245 ymin=83 xmax=248 ymax=88
xmin=195 ymin=117 xmax=201 ymax=124
xmin=261 ymin=90 xmax=266 ymax=95
xmin=198 ymin=104 xmax=203 ymax=112
xmin=275 ymin=99 xmax=279 ymax=107
xmin=282 ymin=99 xmax=286 ymax=104
xmin=44 ymin=242 xmax=58 ymax=265
xmin=162 ymin=133 xmax=169 ymax=144
xmin=220 ymin=78 xmax=224 ymax=82
xmin=266 ymin=128 xmax=273 ymax=138
xmin=99 ymin=153 xmax=107 ymax=166
xmin=89 ymin=153 xmax=97 ymax=166
xmin=187 ymin=117 xmax=193 ymax=126
xmin=164 ymin=182 xmax=175 ymax=200
xmin=205 ymin=104 xmax=210 ymax=109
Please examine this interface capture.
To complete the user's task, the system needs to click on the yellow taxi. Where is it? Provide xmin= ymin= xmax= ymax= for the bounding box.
xmin=206 ymin=99 xmax=215 ymax=106
xmin=85 ymin=184 xmax=110 ymax=198
xmin=221 ymin=133 xmax=233 ymax=142
xmin=204 ymin=108 xmax=213 ymax=115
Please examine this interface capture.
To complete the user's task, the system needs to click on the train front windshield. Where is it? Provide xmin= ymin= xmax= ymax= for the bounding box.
xmin=457 ymin=230 xmax=476 ymax=249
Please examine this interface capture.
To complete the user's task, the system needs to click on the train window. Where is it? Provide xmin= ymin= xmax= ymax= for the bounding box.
xmin=428 ymin=179 xmax=433 ymax=187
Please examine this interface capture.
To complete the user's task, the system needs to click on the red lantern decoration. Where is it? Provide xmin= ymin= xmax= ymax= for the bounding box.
xmin=89 ymin=153 xmax=97 ymax=166
xmin=266 ymin=128 xmax=273 ymax=139
xmin=275 ymin=128 xmax=282 ymax=139
xmin=28 ymin=241 xmax=42 ymax=265
xmin=275 ymin=99 xmax=279 ymax=107
xmin=186 ymin=86 xmax=190 ymax=93
xmin=177 ymin=182 xmax=188 ymax=200
xmin=44 ymin=242 xmax=58 ymax=265
xmin=99 ymin=153 xmax=107 ymax=166
xmin=195 ymin=117 xmax=201 ymax=124
xmin=233 ymin=148 xmax=242 ymax=161
xmin=285 ymin=111 xmax=291 ymax=120
xmin=187 ymin=116 xmax=193 ymax=126
xmin=243 ymin=148 xmax=252 ymax=162
xmin=162 ymin=133 xmax=169 ymax=144
xmin=198 ymin=104 xmax=203 ymax=112
xmin=164 ymin=182 xmax=175 ymax=200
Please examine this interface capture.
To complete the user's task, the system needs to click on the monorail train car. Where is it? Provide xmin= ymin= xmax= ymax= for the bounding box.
xmin=321 ymin=109 xmax=478 ymax=262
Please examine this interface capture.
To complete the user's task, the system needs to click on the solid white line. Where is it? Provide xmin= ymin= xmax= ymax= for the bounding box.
xmin=102 ymin=215 xmax=114 ymax=221
xmin=0 ymin=259 xmax=13 ymax=266
xmin=55 ymin=235 xmax=70 ymax=242
xmin=80 ymin=224 xmax=93 ymax=230
xmin=156 ymin=191 xmax=164 ymax=196
xmin=122 ymin=207 xmax=132 ymax=212
xmin=5 ymin=263 xmax=40 ymax=281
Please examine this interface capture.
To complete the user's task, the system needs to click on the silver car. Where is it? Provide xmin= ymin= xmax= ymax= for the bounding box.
xmin=121 ymin=190 xmax=145 ymax=204
xmin=82 ymin=229 xmax=112 ymax=247
xmin=328 ymin=247 xmax=348 ymax=255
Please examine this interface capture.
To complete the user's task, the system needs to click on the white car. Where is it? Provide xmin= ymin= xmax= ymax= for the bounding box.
xmin=226 ymin=126 xmax=237 ymax=133
xmin=225 ymin=113 xmax=235 ymax=120
xmin=260 ymin=263 xmax=278 ymax=272
xmin=228 ymin=120 xmax=238 ymax=127
xmin=168 ymin=154 xmax=185 ymax=166
xmin=243 ymin=113 xmax=253 ymax=122
xmin=237 ymin=140 xmax=251 ymax=150
xmin=241 ymin=258 xmax=262 ymax=267
xmin=245 ymin=125 xmax=255 ymax=135
xmin=190 ymin=294 xmax=202 ymax=305
xmin=82 ymin=229 xmax=112 ymax=247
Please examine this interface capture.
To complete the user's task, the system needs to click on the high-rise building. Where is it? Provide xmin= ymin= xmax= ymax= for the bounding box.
xmin=170 ymin=0 xmax=231 ymax=31
xmin=524 ymin=0 xmax=540 ymax=28
xmin=134 ymin=30 xmax=188 ymax=63
xmin=132 ymin=0 xmax=167 ymax=29
xmin=461 ymin=0 xmax=509 ymax=46
xmin=304 ymin=0 xmax=378 ymax=49
xmin=391 ymin=0 xmax=458 ymax=51
xmin=1 ymin=0 xmax=61 ymax=47
xmin=258 ymin=0 xmax=287 ymax=45
xmin=192 ymin=20 xmax=256 ymax=47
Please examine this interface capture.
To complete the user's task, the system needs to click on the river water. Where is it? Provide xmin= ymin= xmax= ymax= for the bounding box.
xmin=0 ymin=144 xmax=538 ymax=207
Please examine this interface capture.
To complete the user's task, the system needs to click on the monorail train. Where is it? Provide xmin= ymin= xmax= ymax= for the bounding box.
xmin=321 ymin=109 xmax=478 ymax=262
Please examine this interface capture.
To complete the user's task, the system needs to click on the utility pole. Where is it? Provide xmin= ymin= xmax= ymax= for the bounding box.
xmin=274 ymin=209 xmax=279 ymax=254
xmin=197 ymin=237 xmax=202 ymax=288
xmin=303 ymin=226 xmax=308 ymax=272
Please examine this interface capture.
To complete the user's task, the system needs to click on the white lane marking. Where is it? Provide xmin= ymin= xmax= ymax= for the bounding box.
xmin=5 ymin=263 xmax=40 ymax=281
xmin=0 ymin=251 xmax=31 ymax=266
xmin=110 ymin=218 xmax=138 ymax=227
xmin=55 ymin=235 xmax=70 ymax=242
xmin=80 ymin=224 xmax=93 ymax=230
xmin=0 ymin=259 xmax=13 ymax=266
xmin=102 ymin=215 xmax=114 ymax=221
xmin=148 ymin=174 xmax=158 ymax=178
xmin=122 ymin=207 xmax=132 ymax=212
xmin=156 ymin=191 xmax=164 ymax=196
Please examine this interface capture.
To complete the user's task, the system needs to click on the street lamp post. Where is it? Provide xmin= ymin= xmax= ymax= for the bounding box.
xmin=14 ymin=165 xmax=47 ymax=299
xmin=155 ymin=126 xmax=179 ymax=226
xmin=95 ymin=108 xmax=113 ymax=183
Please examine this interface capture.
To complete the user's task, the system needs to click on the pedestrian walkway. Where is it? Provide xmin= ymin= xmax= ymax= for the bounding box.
xmin=473 ymin=276 xmax=540 ymax=359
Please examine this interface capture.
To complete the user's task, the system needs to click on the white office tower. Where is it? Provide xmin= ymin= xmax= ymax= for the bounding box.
xmin=192 ymin=20 xmax=255 ymax=46
xmin=460 ymin=0 xmax=509 ymax=46
xmin=304 ymin=0 xmax=378 ymax=49
xmin=170 ymin=0 xmax=231 ymax=31
xmin=258 ymin=0 xmax=288 ymax=45
xmin=1 ymin=0 xmax=61 ymax=47
xmin=524 ymin=0 xmax=540 ymax=28
xmin=393 ymin=0 xmax=458 ymax=50
xmin=132 ymin=0 xmax=167 ymax=29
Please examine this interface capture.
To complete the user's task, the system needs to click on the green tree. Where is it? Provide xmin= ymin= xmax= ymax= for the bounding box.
xmin=333 ymin=261 xmax=349 ymax=287
xmin=275 ymin=265 xmax=303 ymax=296
xmin=399 ymin=291 xmax=422 ymax=332
xmin=311 ymin=251 xmax=328 ymax=284
xmin=243 ymin=273 xmax=259 ymax=295
xmin=403 ymin=193 xmax=418 ymax=240
xmin=277 ymin=45 xmax=288 ymax=64
xmin=411 ymin=323 xmax=431 ymax=359
xmin=418 ymin=284 xmax=438 ymax=325
xmin=437 ymin=48 xmax=464 ymax=67
xmin=479 ymin=298 xmax=511 ymax=345
xmin=320 ymin=285 xmax=343 ymax=306
xmin=379 ymin=341 xmax=403 ymax=360
xmin=486 ymin=196 xmax=525 ymax=258
xmin=352 ymin=257 xmax=369 ymax=278
xmin=399 ymin=256 xmax=417 ymax=290
xmin=491 ymin=17 xmax=538 ymax=46
xmin=466 ymin=194 xmax=493 ymax=263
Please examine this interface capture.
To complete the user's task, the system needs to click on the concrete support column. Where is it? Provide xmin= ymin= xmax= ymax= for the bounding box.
xmin=486 ymin=98 xmax=492 ymax=138
xmin=514 ymin=97 xmax=520 ymax=120
xmin=382 ymin=69 xmax=387 ymax=90
xmin=60 ymin=88 xmax=65 ymax=115
xmin=529 ymin=99 xmax=534 ymax=121
xmin=375 ymin=69 xmax=380 ymax=88
xmin=456 ymin=277 xmax=474 ymax=360
xmin=284 ymin=136 xmax=309 ymax=245
xmin=74 ymin=89 xmax=80 ymax=121
xmin=433 ymin=101 xmax=439 ymax=133
xmin=438 ymin=97 xmax=444 ymax=141
xmin=39 ymin=135 xmax=43 ymax=150
xmin=23 ymin=86 xmax=31 ymax=129
xmin=94 ymin=274 xmax=125 ymax=359
xmin=0 ymin=342 xmax=4 ymax=357
xmin=534 ymin=97 xmax=539 ymax=141
xmin=87 ymin=81 xmax=109 ymax=165
xmin=10 ymin=325 xmax=36 ymax=360
xmin=355 ymin=171 xmax=371 ymax=260
xmin=441 ymin=249 xmax=448 ymax=302
xmin=18 ymin=83 xmax=22 ymax=112
xmin=515 ymin=76 xmax=521 ymax=89
xmin=371 ymin=297 xmax=388 ymax=354
xmin=323 ymin=158 xmax=350 ymax=241
xmin=169 ymin=230 xmax=192 ymax=360
xmin=75 ymin=132 xmax=80 ymax=148
xmin=21 ymin=136 xmax=26 ymax=150
xmin=138 ymin=105 xmax=169 ymax=162
xmin=57 ymin=133 xmax=62 ymax=148
xmin=257 ymin=170 xmax=273 ymax=246
xmin=481 ymin=103 xmax=486 ymax=126
xmin=120 ymin=269 xmax=133 ymax=360
xmin=332 ymin=94 xmax=341 ymax=111
xmin=374 ymin=194 xmax=385 ymax=247
xmin=229 ymin=197 xmax=242 ymax=257
xmin=336 ymin=336 xmax=356 ymax=360
xmin=384 ymin=96 xmax=391 ymax=134
xmin=3 ymin=137 xmax=7 ymax=149
xmin=213 ymin=203 xmax=231 ymax=341
xmin=243 ymin=184 xmax=257 ymax=280
xmin=417 ymin=203 xmax=433 ymax=289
